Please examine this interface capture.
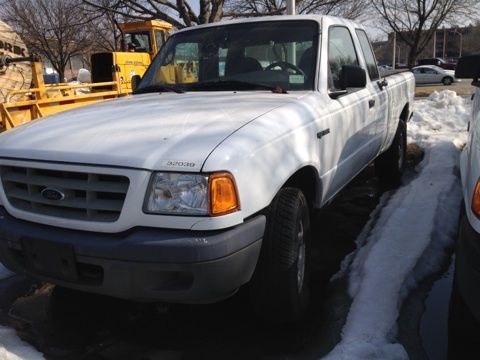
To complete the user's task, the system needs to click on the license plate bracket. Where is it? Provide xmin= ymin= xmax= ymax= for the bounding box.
xmin=21 ymin=238 xmax=78 ymax=282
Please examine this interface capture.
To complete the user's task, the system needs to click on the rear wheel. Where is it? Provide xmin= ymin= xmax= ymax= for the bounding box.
xmin=375 ymin=119 xmax=407 ymax=186
xmin=249 ymin=187 xmax=311 ymax=323
xmin=442 ymin=76 xmax=453 ymax=85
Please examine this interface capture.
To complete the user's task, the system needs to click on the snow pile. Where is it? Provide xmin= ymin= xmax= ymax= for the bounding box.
xmin=0 ymin=327 xmax=43 ymax=359
xmin=408 ymin=90 xmax=469 ymax=148
xmin=324 ymin=91 xmax=470 ymax=359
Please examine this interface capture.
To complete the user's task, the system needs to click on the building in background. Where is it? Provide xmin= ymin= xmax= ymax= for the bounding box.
xmin=373 ymin=24 xmax=480 ymax=67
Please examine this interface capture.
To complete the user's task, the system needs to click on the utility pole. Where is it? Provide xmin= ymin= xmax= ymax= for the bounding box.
xmin=287 ymin=0 xmax=295 ymax=15
xmin=392 ymin=32 xmax=396 ymax=69
xmin=454 ymin=29 xmax=463 ymax=58
xmin=392 ymin=0 xmax=397 ymax=70
xmin=286 ymin=0 xmax=296 ymax=63
xmin=433 ymin=30 xmax=436 ymax=57
xmin=442 ymin=27 xmax=446 ymax=59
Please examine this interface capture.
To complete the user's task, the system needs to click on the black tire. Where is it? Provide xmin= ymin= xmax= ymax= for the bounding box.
xmin=249 ymin=187 xmax=311 ymax=323
xmin=448 ymin=281 xmax=480 ymax=358
xmin=375 ymin=119 xmax=406 ymax=186
xmin=442 ymin=76 xmax=453 ymax=86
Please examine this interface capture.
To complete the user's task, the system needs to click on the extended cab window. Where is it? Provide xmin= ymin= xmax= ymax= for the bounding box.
xmin=355 ymin=29 xmax=380 ymax=81
xmin=328 ymin=26 xmax=359 ymax=91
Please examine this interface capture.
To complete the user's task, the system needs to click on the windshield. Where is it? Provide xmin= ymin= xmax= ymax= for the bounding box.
xmin=125 ymin=32 xmax=151 ymax=52
xmin=137 ymin=20 xmax=318 ymax=93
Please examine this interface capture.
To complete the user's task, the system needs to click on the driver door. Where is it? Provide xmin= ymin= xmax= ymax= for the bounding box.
xmin=318 ymin=25 xmax=374 ymax=201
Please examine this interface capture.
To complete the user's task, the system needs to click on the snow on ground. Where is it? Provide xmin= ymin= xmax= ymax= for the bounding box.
xmin=324 ymin=90 xmax=471 ymax=360
xmin=0 ymin=327 xmax=44 ymax=359
xmin=0 ymin=269 xmax=42 ymax=359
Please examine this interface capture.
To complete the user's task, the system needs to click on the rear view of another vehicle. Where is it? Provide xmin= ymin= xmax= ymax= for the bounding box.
xmin=450 ymin=54 xmax=480 ymax=356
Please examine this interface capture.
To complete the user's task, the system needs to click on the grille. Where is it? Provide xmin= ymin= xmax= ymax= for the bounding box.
xmin=0 ymin=166 xmax=129 ymax=222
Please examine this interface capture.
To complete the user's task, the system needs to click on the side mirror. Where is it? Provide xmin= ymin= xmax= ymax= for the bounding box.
xmin=455 ymin=55 xmax=480 ymax=87
xmin=340 ymin=65 xmax=367 ymax=89
xmin=131 ymin=75 xmax=142 ymax=92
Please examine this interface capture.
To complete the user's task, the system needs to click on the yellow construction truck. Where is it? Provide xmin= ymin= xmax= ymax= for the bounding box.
xmin=0 ymin=19 xmax=197 ymax=132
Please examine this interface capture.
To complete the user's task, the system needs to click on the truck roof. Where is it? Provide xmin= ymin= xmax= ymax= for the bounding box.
xmin=174 ymin=15 xmax=365 ymax=34
xmin=119 ymin=19 xmax=173 ymax=32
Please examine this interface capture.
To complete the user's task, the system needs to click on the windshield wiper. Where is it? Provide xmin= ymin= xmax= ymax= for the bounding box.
xmin=134 ymin=84 xmax=184 ymax=94
xmin=190 ymin=80 xmax=287 ymax=94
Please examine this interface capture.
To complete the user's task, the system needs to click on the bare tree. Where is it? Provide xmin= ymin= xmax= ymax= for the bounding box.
xmin=81 ymin=0 xmax=132 ymax=52
xmin=462 ymin=22 xmax=480 ymax=56
xmin=224 ymin=0 xmax=369 ymax=19
xmin=372 ymin=0 xmax=478 ymax=67
xmin=224 ymin=0 xmax=284 ymax=16
xmin=83 ymin=0 xmax=226 ymax=29
xmin=1 ymin=0 xmax=95 ymax=81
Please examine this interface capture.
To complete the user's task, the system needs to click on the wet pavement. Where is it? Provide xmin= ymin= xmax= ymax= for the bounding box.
xmin=0 ymin=143 xmax=464 ymax=360
xmin=397 ymin=254 xmax=455 ymax=360
xmin=420 ymin=260 xmax=454 ymax=360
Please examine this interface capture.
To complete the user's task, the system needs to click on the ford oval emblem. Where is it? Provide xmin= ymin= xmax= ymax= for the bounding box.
xmin=41 ymin=187 xmax=65 ymax=201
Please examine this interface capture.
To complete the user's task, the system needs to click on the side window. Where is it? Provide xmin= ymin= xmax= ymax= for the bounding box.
xmin=155 ymin=30 xmax=164 ymax=51
xmin=328 ymin=26 xmax=359 ymax=90
xmin=355 ymin=29 xmax=380 ymax=81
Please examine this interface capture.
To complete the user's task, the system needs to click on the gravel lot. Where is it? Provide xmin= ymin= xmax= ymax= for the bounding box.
xmin=415 ymin=80 xmax=475 ymax=97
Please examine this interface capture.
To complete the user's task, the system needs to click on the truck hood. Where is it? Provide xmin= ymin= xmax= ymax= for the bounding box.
xmin=0 ymin=92 xmax=300 ymax=171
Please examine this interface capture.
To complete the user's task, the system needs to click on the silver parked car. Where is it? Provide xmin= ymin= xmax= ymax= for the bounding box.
xmin=411 ymin=65 xmax=457 ymax=85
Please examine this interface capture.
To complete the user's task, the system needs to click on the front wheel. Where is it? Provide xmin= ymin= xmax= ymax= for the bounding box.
xmin=375 ymin=119 xmax=407 ymax=186
xmin=249 ymin=187 xmax=311 ymax=323
xmin=442 ymin=76 xmax=453 ymax=85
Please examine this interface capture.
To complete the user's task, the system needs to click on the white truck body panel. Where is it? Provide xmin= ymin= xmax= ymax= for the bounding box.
xmin=461 ymin=87 xmax=480 ymax=232
xmin=0 ymin=92 xmax=294 ymax=171
xmin=0 ymin=15 xmax=414 ymax=233
xmin=0 ymin=15 xmax=416 ymax=306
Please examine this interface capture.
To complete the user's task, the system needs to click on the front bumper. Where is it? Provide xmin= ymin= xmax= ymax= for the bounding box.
xmin=0 ymin=207 xmax=265 ymax=303
xmin=455 ymin=215 xmax=480 ymax=322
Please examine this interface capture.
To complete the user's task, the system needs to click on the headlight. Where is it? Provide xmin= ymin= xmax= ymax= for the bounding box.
xmin=144 ymin=172 xmax=240 ymax=216
xmin=145 ymin=173 xmax=209 ymax=215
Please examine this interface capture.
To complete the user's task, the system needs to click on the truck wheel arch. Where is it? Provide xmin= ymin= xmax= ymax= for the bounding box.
xmin=400 ymin=103 xmax=410 ymax=123
xmin=282 ymin=165 xmax=321 ymax=209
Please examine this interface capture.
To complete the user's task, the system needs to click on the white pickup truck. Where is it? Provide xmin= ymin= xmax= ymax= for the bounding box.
xmin=0 ymin=15 xmax=414 ymax=322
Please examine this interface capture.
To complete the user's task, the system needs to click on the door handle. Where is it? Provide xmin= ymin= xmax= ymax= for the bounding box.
xmin=369 ymin=99 xmax=375 ymax=108
xmin=317 ymin=129 xmax=330 ymax=139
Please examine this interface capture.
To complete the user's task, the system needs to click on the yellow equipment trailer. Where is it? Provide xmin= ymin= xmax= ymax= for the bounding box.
xmin=0 ymin=20 xmax=173 ymax=132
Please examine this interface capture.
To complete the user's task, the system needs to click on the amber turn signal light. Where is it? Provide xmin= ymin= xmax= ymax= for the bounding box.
xmin=209 ymin=172 xmax=240 ymax=216
xmin=472 ymin=179 xmax=480 ymax=218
